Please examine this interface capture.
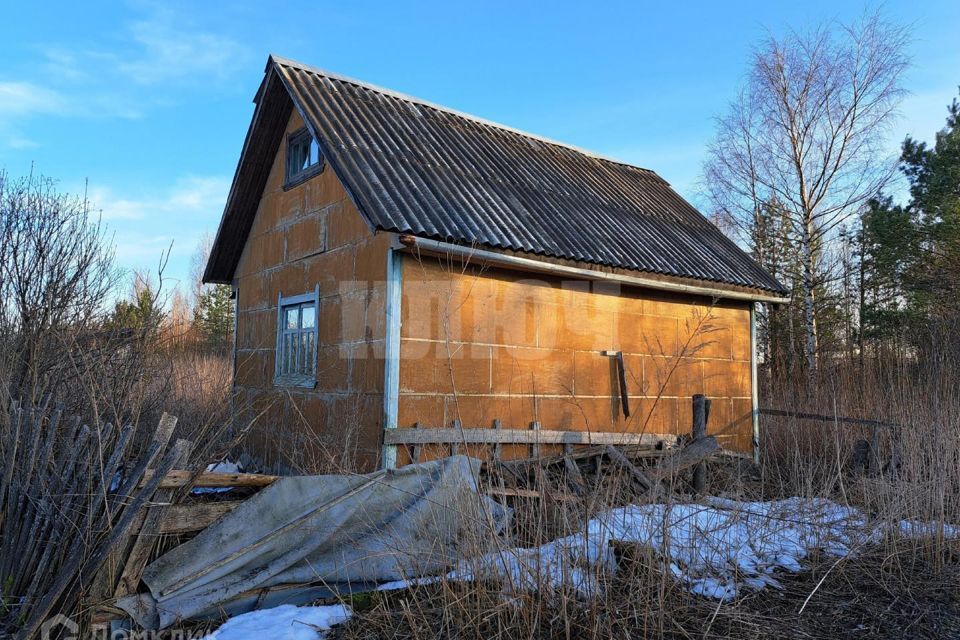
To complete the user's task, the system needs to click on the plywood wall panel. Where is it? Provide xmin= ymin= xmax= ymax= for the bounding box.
xmin=396 ymin=256 xmax=755 ymax=459
xmin=232 ymin=107 xmax=389 ymax=472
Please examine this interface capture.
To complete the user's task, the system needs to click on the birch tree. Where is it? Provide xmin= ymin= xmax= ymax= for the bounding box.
xmin=704 ymin=13 xmax=908 ymax=375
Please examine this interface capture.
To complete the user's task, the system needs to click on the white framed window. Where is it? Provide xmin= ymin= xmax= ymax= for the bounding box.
xmin=284 ymin=127 xmax=323 ymax=188
xmin=274 ymin=286 xmax=319 ymax=387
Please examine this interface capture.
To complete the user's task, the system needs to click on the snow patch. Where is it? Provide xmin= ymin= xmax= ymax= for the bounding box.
xmin=201 ymin=604 xmax=351 ymax=640
xmin=395 ymin=498 xmax=957 ymax=601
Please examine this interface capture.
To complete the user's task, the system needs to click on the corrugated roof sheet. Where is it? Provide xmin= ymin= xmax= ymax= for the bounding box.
xmin=206 ymin=55 xmax=785 ymax=295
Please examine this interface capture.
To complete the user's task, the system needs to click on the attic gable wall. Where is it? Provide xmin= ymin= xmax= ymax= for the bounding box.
xmin=233 ymin=108 xmax=391 ymax=472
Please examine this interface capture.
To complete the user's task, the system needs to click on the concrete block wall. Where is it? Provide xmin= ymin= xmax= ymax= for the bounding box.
xmin=233 ymin=109 xmax=389 ymax=471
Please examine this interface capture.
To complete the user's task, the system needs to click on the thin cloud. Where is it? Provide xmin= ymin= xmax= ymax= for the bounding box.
xmin=0 ymin=81 xmax=66 ymax=117
xmin=3 ymin=4 xmax=249 ymax=148
xmin=88 ymin=175 xmax=231 ymax=222
xmin=118 ymin=12 xmax=248 ymax=86
xmin=87 ymin=175 xmax=231 ymax=287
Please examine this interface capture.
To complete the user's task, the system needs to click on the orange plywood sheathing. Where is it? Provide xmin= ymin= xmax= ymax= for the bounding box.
xmin=396 ymin=257 xmax=756 ymax=460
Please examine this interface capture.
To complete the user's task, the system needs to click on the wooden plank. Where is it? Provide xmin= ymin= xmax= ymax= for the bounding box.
xmin=563 ymin=455 xmax=587 ymax=497
xmin=604 ymin=445 xmax=655 ymax=492
xmin=156 ymin=501 xmax=243 ymax=535
xmin=141 ymin=470 xmax=279 ymax=489
xmin=649 ymin=436 xmax=720 ymax=482
xmin=488 ymin=442 xmax=671 ymax=473
xmin=492 ymin=419 xmax=503 ymax=461
xmin=485 ymin=487 xmax=578 ymax=502
xmin=530 ymin=421 xmax=541 ymax=458
xmin=383 ymin=427 xmax=676 ymax=447
xmin=115 ymin=439 xmax=194 ymax=598
xmin=19 ymin=439 xmax=190 ymax=640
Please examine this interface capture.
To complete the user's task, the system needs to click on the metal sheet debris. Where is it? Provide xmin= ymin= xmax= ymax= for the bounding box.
xmin=118 ymin=456 xmax=503 ymax=629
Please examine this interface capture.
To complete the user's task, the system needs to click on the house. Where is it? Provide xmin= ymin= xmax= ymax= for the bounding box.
xmin=203 ymin=55 xmax=788 ymax=472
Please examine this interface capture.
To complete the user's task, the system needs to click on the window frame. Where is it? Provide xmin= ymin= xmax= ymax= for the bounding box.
xmin=273 ymin=285 xmax=320 ymax=388
xmin=283 ymin=127 xmax=324 ymax=190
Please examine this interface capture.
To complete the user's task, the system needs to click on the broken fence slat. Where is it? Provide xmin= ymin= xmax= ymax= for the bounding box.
xmin=451 ymin=419 xmax=462 ymax=457
xmin=604 ymin=445 xmax=655 ymax=492
xmin=115 ymin=440 xmax=195 ymax=599
xmin=156 ymin=501 xmax=244 ymax=535
xmin=691 ymin=395 xmax=710 ymax=494
xmin=649 ymin=435 xmax=720 ymax=482
xmin=563 ymin=455 xmax=587 ymax=497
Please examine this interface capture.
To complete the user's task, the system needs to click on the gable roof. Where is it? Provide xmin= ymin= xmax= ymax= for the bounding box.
xmin=205 ymin=55 xmax=786 ymax=296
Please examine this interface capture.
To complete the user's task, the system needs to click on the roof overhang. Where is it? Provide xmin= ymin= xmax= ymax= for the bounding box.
xmin=203 ymin=61 xmax=293 ymax=284
xmin=395 ymin=235 xmax=791 ymax=304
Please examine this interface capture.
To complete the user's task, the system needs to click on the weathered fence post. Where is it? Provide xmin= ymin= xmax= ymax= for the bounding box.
xmin=692 ymin=394 xmax=711 ymax=493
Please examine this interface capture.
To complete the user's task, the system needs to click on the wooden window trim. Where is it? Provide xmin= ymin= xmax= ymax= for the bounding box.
xmin=273 ymin=285 xmax=320 ymax=388
xmin=283 ymin=127 xmax=324 ymax=190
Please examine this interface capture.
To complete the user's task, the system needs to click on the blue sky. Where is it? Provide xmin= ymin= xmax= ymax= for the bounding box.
xmin=1 ymin=1 xmax=958 ymax=297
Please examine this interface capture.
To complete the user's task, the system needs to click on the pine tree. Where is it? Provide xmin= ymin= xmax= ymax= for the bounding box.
xmin=106 ymin=283 xmax=160 ymax=335
xmin=193 ymin=284 xmax=233 ymax=351
xmin=858 ymin=196 xmax=918 ymax=348
xmin=900 ymin=91 xmax=960 ymax=324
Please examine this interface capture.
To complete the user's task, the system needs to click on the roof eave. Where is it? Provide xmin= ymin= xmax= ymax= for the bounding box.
xmin=395 ymin=234 xmax=790 ymax=304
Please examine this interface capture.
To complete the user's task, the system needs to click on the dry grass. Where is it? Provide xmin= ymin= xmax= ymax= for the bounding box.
xmin=330 ymin=541 xmax=959 ymax=639
xmin=322 ymin=349 xmax=960 ymax=640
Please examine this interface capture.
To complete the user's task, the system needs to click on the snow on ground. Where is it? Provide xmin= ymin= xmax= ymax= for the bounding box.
xmin=381 ymin=498 xmax=958 ymax=601
xmin=201 ymin=604 xmax=351 ymax=640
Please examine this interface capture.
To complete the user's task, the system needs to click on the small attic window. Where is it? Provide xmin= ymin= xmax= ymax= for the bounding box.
xmin=284 ymin=127 xmax=323 ymax=188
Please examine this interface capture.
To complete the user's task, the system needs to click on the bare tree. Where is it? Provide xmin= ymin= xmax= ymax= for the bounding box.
xmin=704 ymin=12 xmax=909 ymax=374
xmin=0 ymin=171 xmax=118 ymax=398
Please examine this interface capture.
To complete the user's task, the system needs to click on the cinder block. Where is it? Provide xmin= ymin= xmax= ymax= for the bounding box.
xmin=285 ymin=214 xmax=325 ymax=262
xmin=635 ymin=397 xmax=679 ymax=434
xmin=237 ymin=272 xmax=273 ymax=310
xmin=303 ymin=166 xmax=348 ymax=212
xmin=316 ymin=345 xmax=349 ymax=392
xmin=490 ymin=346 xmax=574 ymax=396
xmin=537 ymin=396 xmax=617 ymax=432
xmin=399 ymin=340 xmax=491 ymax=394
xmin=573 ymin=351 xmax=617 ymax=397
xmin=352 ymin=237 xmax=389 ymax=285
xmin=327 ymin=201 xmax=371 ymax=248
xmin=304 ymin=247 xmax=354 ymax=298
xmin=445 ymin=394 xmax=537 ymax=433
xmin=702 ymin=359 xmax=750 ymax=398
xmin=235 ymin=351 xmax=272 ymax=387
xmin=648 ymin=356 xmax=704 ymax=398
xmin=319 ymin=296 xmax=342 ymax=346
xmin=556 ymin=300 xmax=614 ymax=351
xmin=396 ymin=394 xmax=445 ymax=428
xmin=346 ymin=340 xmax=385 ymax=393
xmin=271 ymin=263 xmax=307 ymax=297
